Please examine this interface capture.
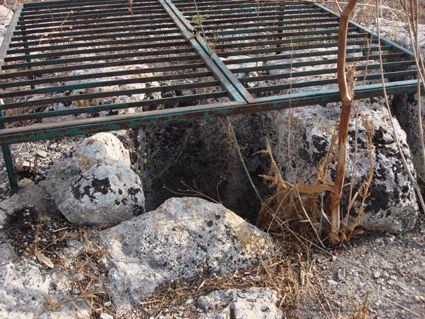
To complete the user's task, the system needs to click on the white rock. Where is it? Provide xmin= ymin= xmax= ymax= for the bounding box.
xmin=42 ymin=133 xmax=145 ymax=226
xmin=98 ymin=197 xmax=277 ymax=314
xmin=0 ymin=261 xmax=50 ymax=317
xmin=0 ymin=5 xmax=13 ymax=43
xmin=371 ymin=19 xmax=425 ymax=59
xmin=68 ymin=132 xmax=131 ymax=167
xmin=198 ymin=287 xmax=282 ymax=319
xmin=269 ymin=99 xmax=418 ymax=233
xmin=0 ymin=179 xmax=51 ymax=215
xmin=0 ymin=209 xmax=6 ymax=226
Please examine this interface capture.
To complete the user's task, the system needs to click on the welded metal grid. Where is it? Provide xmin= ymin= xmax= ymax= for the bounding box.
xmin=170 ymin=0 xmax=418 ymax=103
xmin=0 ymin=0 xmax=419 ymax=147
xmin=0 ymin=0 xmax=244 ymax=145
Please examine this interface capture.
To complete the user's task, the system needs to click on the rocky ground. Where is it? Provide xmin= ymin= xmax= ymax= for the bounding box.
xmin=0 ymin=132 xmax=424 ymax=319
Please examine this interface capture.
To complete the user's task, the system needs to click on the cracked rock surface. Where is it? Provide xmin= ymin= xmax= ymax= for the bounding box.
xmin=98 ymin=197 xmax=278 ymax=315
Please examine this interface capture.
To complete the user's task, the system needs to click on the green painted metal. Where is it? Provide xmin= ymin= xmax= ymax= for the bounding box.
xmin=0 ymin=0 xmax=420 ymax=190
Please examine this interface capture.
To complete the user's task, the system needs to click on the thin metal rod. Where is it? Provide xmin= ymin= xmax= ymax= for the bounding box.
xmin=0 ymin=109 xmax=18 ymax=192
xmin=229 ymin=304 xmax=236 ymax=319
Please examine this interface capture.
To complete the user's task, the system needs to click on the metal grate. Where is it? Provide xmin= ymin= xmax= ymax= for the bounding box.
xmin=0 ymin=0 xmax=420 ymax=189
xmin=0 ymin=0 xmax=419 ymax=145
xmin=169 ymin=0 xmax=418 ymax=104
xmin=0 ymin=0 xmax=249 ymax=144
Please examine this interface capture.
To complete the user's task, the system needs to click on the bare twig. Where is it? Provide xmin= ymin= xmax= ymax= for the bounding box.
xmin=330 ymin=0 xmax=359 ymax=245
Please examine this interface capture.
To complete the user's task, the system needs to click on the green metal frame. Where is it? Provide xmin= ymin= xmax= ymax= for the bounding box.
xmin=0 ymin=0 xmax=420 ymax=192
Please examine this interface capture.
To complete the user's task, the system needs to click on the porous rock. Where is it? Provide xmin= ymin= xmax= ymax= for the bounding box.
xmin=0 ymin=179 xmax=52 ymax=216
xmin=0 ymin=260 xmax=91 ymax=319
xmin=0 ymin=5 xmax=12 ymax=41
xmin=391 ymin=92 xmax=425 ymax=179
xmin=270 ymin=98 xmax=418 ymax=232
xmin=97 ymin=197 xmax=278 ymax=313
xmin=42 ymin=133 xmax=145 ymax=226
xmin=197 ymin=287 xmax=282 ymax=319
xmin=370 ymin=20 xmax=425 ymax=59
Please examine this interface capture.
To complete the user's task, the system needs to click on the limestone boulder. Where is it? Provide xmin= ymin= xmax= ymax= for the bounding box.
xmin=197 ymin=288 xmax=282 ymax=319
xmin=270 ymin=99 xmax=418 ymax=233
xmin=0 ymin=6 xmax=13 ymax=41
xmin=97 ymin=197 xmax=278 ymax=314
xmin=370 ymin=20 xmax=425 ymax=59
xmin=0 ymin=259 xmax=93 ymax=319
xmin=42 ymin=133 xmax=145 ymax=226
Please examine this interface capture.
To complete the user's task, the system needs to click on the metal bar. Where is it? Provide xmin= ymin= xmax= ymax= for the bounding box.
xmin=0 ymin=110 xmax=18 ymax=192
xmin=0 ymin=80 xmax=418 ymax=146
xmin=214 ymin=33 xmax=369 ymax=51
xmin=0 ymin=6 xmax=22 ymax=193
xmin=2 ymin=49 xmax=196 ymax=70
xmin=0 ymin=4 xmax=23 ymax=70
xmin=216 ymin=27 xmax=358 ymax=42
xmin=247 ymin=70 xmax=418 ymax=94
xmin=18 ymin=7 xmax=165 ymax=24
xmin=163 ymin=0 xmax=254 ymax=102
xmin=0 ymin=92 xmax=229 ymax=124
xmin=0 ymin=55 xmax=200 ymax=79
xmin=217 ymin=39 xmax=380 ymax=58
xmin=9 ymin=28 xmax=181 ymax=48
xmin=14 ymin=15 xmax=170 ymax=33
xmin=21 ymin=2 xmax=162 ymax=16
xmin=231 ymin=53 xmax=408 ymax=74
xmin=314 ymin=2 xmax=415 ymax=59
xmin=223 ymin=46 xmax=393 ymax=65
xmin=0 ymin=64 xmax=208 ymax=89
xmin=15 ymin=14 xmax=170 ymax=32
xmin=7 ymin=35 xmax=183 ymax=54
xmin=192 ymin=12 xmax=327 ymax=25
xmin=5 ymin=40 xmax=189 ymax=62
xmin=0 ymin=72 xmax=217 ymax=99
xmin=202 ymin=23 xmax=341 ymax=36
xmin=1 ymin=80 xmax=222 ymax=110
xmin=21 ymin=0 xmax=147 ymax=8
xmin=240 ymin=60 xmax=415 ymax=83
xmin=0 ymin=58 xmax=204 ymax=81
xmin=13 ymin=21 xmax=176 ymax=39
xmin=158 ymin=0 xmax=246 ymax=103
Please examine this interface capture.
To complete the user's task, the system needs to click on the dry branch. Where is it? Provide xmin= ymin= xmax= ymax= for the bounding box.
xmin=330 ymin=0 xmax=359 ymax=245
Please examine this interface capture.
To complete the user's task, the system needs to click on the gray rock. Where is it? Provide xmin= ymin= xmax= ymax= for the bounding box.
xmin=0 ymin=179 xmax=52 ymax=216
xmin=0 ymin=252 xmax=95 ymax=318
xmin=270 ymin=99 xmax=418 ymax=232
xmin=42 ymin=133 xmax=145 ymax=226
xmin=0 ymin=209 xmax=6 ymax=226
xmin=0 ymin=260 xmax=50 ymax=318
xmin=371 ymin=20 xmax=425 ymax=59
xmin=0 ymin=6 xmax=13 ymax=41
xmin=0 ymin=243 xmax=15 ymax=265
xmin=98 ymin=197 xmax=277 ymax=314
xmin=197 ymin=287 xmax=282 ymax=319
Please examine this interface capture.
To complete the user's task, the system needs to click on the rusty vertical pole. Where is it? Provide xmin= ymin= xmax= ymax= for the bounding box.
xmin=0 ymin=110 xmax=18 ymax=193
xmin=229 ymin=304 xmax=236 ymax=319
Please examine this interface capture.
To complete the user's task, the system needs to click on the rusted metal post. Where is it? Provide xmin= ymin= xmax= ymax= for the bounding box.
xmin=0 ymin=111 xmax=18 ymax=192
xmin=229 ymin=303 xmax=236 ymax=319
